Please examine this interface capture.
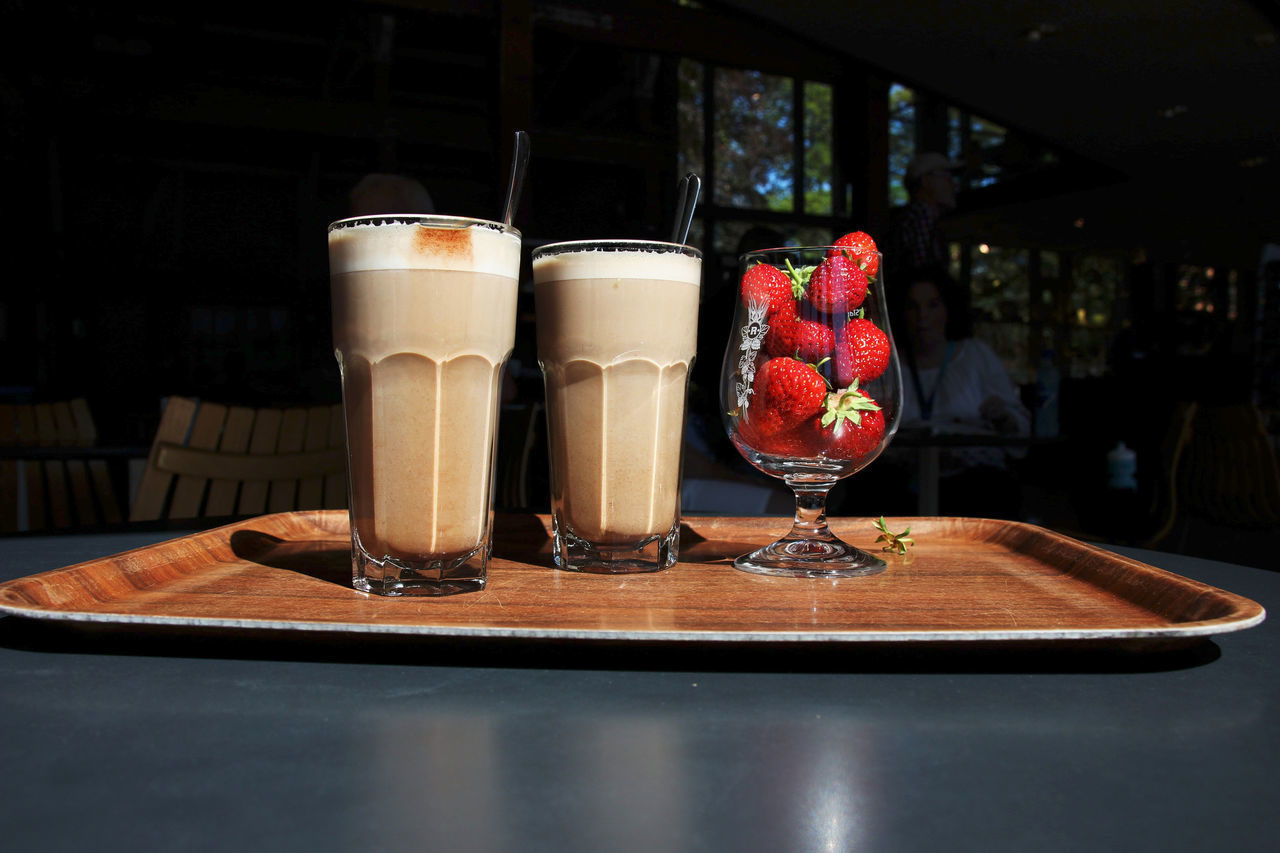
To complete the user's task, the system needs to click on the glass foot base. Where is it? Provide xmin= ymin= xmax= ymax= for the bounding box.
xmin=733 ymin=536 xmax=886 ymax=578
xmin=552 ymin=515 xmax=677 ymax=574
xmin=351 ymin=537 xmax=487 ymax=596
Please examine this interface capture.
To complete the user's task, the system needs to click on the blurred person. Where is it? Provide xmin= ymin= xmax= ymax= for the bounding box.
xmin=890 ymin=266 xmax=1030 ymax=517
xmin=883 ymin=152 xmax=958 ymax=280
xmin=348 ymin=173 xmax=435 ymax=216
xmin=896 ymin=267 xmax=1028 ymax=435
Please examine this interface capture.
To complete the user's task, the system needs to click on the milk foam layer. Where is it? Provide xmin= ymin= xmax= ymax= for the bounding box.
xmin=329 ymin=218 xmax=520 ymax=276
xmin=531 ymin=244 xmax=701 ymax=285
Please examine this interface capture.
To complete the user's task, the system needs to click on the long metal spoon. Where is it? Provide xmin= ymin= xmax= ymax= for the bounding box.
xmin=502 ymin=130 xmax=531 ymax=227
xmin=671 ymin=171 xmax=701 ymax=245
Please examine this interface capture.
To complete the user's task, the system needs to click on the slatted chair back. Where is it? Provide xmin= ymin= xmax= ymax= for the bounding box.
xmin=1179 ymin=402 xmax=1280 ymax=527
xmin=1142 ymin=399 xmax=1197 ymax=548
xmin=130 ymin=397 xmax=347 ymax=522
xmin=0 ymin=399 xmax=124 ymax=533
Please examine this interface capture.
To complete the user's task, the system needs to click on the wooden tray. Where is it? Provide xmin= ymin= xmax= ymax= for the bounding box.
xmin=0 ymin=511 xmax=1264 ymax=647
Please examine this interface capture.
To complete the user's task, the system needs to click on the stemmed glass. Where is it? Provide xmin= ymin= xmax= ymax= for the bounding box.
xmin=719 ymin=241 xmax=902 ymax=577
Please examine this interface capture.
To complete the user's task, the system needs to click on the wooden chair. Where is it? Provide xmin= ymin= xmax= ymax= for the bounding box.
xmin=1053 ymin=400 xmax=1197 ymax=549
xmin=1178 ymin=402 xmax=1280 ymax=528
xmin=0 ymin=399 xmax=124 ymax=533
xmin=1142 ymin=399 xmax=1198 ymax=548
xmin=130 ymin=397 xmax=347 ymax=522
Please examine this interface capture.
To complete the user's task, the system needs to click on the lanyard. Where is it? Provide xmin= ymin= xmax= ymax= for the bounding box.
xmin=910 ymin=341 xmax=954 ymax=421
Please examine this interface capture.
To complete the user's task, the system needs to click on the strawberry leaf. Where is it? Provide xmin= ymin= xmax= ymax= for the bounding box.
xmin=820 ymin=383 xmax=880 ymax=429
xmin=783 ymin=259 xmax=817 ymax=299
xmin=873 ymin=516 xmax=914 ymax=555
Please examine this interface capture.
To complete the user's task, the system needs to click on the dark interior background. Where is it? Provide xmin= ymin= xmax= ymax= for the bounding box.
xmin=2 ymin=0 xmax=1277 ymax=555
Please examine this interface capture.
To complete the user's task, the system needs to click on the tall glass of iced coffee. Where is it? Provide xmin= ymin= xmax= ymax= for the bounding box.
xmin=532 ymin=240 xmax=702 ymax=573
xmin=329 ymin=215 xmax=522 ymax=595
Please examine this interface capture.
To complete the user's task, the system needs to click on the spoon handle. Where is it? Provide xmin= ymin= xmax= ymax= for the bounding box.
xmin=671 ymin=171 xmax=701 ymax=245
xmin=502 ymin=130 xmax=531 ymax=227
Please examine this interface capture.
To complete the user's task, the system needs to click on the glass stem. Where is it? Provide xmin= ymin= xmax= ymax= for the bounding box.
xmin=787 ymin=479 xmax=837 ymax=542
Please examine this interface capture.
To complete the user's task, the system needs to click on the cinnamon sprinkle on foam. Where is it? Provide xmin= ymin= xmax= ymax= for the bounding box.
xmin=414 ymin=225 xmax=472 ymax=262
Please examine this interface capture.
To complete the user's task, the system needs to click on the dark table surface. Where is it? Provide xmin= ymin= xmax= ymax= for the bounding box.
xmin=1 ymin=525 xmax=1276 ymax=853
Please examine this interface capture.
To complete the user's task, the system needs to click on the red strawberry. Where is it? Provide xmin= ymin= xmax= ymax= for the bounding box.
xmin=764 ymin=303 xmax=835 ymax=361
xmin=832 ymin=317 xmax=890 ymax=386
xmin=735 ymin=419 xmax=812 ymax=458
xmin=739 ymin=262 xmax=794 ymax=317
xmin=828 ymin=231 xmax=880 ymax=281
xmin=806 ymin=254 xmax=868 ymax=315
xmin=739 ymin=357 xmax=828 ymax=445
xmin=806 ymin=385 xmax=885 ymax=461
xmin=826 ymin=406 xmax=886 ymax=461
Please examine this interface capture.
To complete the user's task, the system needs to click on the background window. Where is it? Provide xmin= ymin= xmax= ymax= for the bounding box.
xmin=712 ymin=68 xmax=795 ymax=211
xmin=803 ymin=81 xmax=834 ymax=216
xmin=887 ymin=83 xmax=916 ymax=206
xmin=678 ymin=59 xmax=843 ymax=288
xmin=969 ymin=244 xmax=1032 ymax=382
xmin=1067 ymin=254 xmax=1123 ymax=378
xmin=676 ymin=59 xmax=705 ymax=184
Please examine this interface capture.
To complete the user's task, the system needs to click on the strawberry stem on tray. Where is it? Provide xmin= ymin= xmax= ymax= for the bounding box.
xmin=873 ymin=516 xmax=914 ymax=555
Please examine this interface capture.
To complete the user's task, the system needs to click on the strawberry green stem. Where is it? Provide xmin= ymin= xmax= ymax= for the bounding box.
xmin=783 ymin=258 xmax=807 ymax=299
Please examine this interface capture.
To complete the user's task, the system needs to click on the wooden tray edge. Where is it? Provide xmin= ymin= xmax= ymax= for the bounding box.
xmin=0 ymin=596 xmax=1264 ymax=644
xmin=0 ymin=511 xmax=1267 ymax=645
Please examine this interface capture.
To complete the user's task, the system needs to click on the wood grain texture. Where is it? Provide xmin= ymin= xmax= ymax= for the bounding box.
xmin=237 ymin=407 xmax=282 ymax=516
xmin=1 ymin=399 xmax=124 ymax=531
xmin=130 ymin=397 xmax=199 ymax=522
xmin=204 ymin=406 xmax=255 ymax=517
xmin=170 ymin=402 xmax=228 ymax=518
xmin=296 ymin=406 xmax=334 ymax=510
xmin=267 ymin=408 xmax=308 ymax=514
xmin=130 ymin=397 xmax=348 ymax=523
xmin=0 ymin=513 xmax=1264 ymax=645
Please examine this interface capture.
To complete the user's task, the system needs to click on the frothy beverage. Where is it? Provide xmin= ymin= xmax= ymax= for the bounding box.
xmin=533 ymin=240 xmax=701 ymax=572
xmin=329 ymin=215 xmax=521 ymax=595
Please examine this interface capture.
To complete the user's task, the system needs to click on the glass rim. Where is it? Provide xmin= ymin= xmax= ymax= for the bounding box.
xmin=741 ymin=246 xmax=884 ymax=260
xmin=532 ymin=239 xmax=701 ymax=261
xmin=327 ymin=213 xmax=520 ymax=238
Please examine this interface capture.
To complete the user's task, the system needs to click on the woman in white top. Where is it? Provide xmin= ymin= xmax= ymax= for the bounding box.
xmin=898 ymin=273 xmax=1029 ymax=438
xmin=893 ymin=268 xmax=1030 ymax=517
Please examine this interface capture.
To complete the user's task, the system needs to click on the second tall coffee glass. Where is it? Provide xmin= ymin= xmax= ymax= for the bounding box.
xmin=532 ymin=240 xmax=702 ymax=572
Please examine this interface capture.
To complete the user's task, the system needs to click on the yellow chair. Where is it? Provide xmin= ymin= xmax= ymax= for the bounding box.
xmin=0 ymin=399 xmax=124 ymax=533
xmin=130 ymin=396 xmax=347 ymax=522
